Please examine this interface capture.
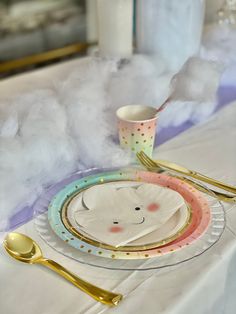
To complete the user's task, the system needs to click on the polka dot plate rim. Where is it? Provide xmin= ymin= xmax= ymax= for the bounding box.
xmin=42 ymin=168 xmax=224 ymax=261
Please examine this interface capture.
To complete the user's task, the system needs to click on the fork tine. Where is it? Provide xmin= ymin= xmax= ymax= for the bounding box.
xmin=136 ymin=152 xmax=145 ymax=165
xmin=137 ymin=151 xmax=158 ymax=170
xmin=136 ymin=152 xmax=150 ymax=168
xmin=140 ymin=151 xmax=157 ymax=166
xmin=137 ymin=152 xmax=154 ymax=169
xmin=139 ymin=151 xmax=157 ymax=168
xmin=137 ymin=152 xmax=163 ymax=174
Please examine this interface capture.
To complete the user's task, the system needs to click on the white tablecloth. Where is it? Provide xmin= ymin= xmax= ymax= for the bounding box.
xmin=0 ymin=96 xmax=236 ymax=313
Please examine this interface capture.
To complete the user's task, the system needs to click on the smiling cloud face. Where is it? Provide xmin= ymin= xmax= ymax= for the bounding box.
xmin=74 ymin=183 xmax=185 ymax=247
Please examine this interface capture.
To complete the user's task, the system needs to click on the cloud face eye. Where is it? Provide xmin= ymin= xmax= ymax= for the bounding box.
xmin=135 ymin=207 xmax=141 ymax=211
xmin=113 ymin=221 xmax=119 ymax=224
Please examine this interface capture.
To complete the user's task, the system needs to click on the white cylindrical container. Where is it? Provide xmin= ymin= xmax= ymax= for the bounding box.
xmin=86 ymin=0 xmax=98 ymax=43
xmin=136 ymin=0 xmax=205 ymax=71
xmin=97 ymin=0 xmax=133 ymax=58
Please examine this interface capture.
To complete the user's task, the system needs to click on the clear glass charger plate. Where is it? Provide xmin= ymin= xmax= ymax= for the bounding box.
xmin=33 ymin=167 xmax=226 ymax=271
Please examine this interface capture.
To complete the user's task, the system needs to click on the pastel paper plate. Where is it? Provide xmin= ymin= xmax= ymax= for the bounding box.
xmin=48 ymin=169 xmax=211 ymax=259
xmin=63 ymin=181 xmax=191 ymax=250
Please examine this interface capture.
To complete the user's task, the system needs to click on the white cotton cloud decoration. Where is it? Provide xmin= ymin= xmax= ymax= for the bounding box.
xmin=158 ymin=57 xmax=224 ymax=128
xmin=171 ymin=57 xmax=223 ymax=102
xmin=0 ymin=55 xmax=222 ymax=230
xmin=74 ymin=183 xmax=185 ymax=247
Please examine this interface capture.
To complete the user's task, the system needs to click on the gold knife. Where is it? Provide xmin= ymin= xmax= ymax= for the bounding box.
xmin=138 ymin=151 xmax=236 ymax=195
xmin=154 ymin=158 xmax=236 ymax=194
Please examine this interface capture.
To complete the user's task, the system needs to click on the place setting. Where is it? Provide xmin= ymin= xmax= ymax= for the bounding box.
xmin=3 ymin=102 xmax=233 ymax=307
xmin=10 ymin=95 xmax=236 ymax=314
xmin=2 ymin=1 xmax=236 ymax=311
xmin=30 ymin=104 xmax=225 ymax=267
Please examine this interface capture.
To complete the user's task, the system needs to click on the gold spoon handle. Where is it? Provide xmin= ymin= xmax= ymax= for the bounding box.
xmin=38 ymin=258 xmax=122 ymax=306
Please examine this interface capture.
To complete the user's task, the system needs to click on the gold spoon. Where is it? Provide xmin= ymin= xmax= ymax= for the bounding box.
xmin=3 ymin=232 xmax=122 ymax=306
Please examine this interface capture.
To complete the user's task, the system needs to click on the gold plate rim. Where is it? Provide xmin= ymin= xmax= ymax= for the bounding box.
xmin=60 ymin=180 xmax=192 ymax=252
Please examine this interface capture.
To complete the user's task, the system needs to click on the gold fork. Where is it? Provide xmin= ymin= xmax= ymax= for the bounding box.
xmin=137 ymin=151 xmax=236 ymax=194
xmin=137 ymin=151 xmax=236 ymax=203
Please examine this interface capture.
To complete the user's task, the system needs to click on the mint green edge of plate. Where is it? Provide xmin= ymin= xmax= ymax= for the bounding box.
xmin=48 ymin=169 xmax=141 ymax=258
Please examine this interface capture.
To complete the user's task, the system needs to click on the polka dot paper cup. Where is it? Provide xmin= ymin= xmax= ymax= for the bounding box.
xmin=116 ymin=105 xmax=158 ymax=157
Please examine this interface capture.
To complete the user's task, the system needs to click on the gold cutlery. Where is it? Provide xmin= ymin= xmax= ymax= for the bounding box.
xmin=3 ymin=233 xmax=122 ymax=306
xmin=137 ymin=151 xmax=236 ymax=203
xmin=173 ymin=175 xmax=236 ymax=203
xmin=137 ymin=151 xmax=236 ymax=194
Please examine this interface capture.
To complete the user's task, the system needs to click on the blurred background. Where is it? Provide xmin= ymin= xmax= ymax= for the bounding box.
xmin=0 ymin=0 xmax=89 ymax=77
xmin=0 ymin=0 xmax=231 ymax=78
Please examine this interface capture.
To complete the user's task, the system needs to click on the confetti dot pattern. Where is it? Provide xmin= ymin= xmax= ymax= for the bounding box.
xmin=118 ymin=118 xmax=158 ymax=157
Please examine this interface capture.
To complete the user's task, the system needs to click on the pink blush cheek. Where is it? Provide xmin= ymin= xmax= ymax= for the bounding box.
xmin=147 ymin=203 xmax=160 ymax=212
xmin=109 ymin=226 xmax=124 ymax=233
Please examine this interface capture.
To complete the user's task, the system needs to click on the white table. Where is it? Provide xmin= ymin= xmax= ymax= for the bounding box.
xmin=0 ymin=60 xmax=236 ymax=314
